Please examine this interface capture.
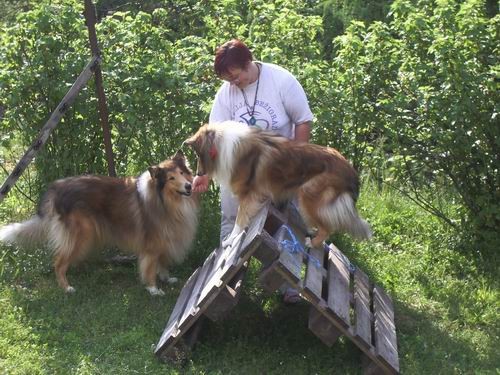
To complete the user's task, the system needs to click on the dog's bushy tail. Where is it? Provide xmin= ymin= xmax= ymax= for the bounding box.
xmin=321 ymin=193 xmax=373 ymax=240
xmin=0 ymin=216 xmax=47 ymax=247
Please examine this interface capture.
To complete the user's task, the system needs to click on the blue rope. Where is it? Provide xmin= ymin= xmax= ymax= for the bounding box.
xmin=279 ymin=225 xmax=321 ymax=268
xmin=278 ymin=224 xmax=356 ymax=273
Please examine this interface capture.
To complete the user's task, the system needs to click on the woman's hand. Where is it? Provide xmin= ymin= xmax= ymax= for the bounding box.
xmin=193 ymin=174 xmax=210 ymax=193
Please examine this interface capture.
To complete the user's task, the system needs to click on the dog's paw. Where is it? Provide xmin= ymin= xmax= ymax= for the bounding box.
xmin=65 ymin=286 xmax=76 ymax=293
xmin=304 ymin=237 xmax=313 ymax=249
xmin=146 ymin=286 xmax=165 ymax=296
xmin=221 ymin=237 xmax=233 ymax=249
xmin=157 ymin=270 xmax=170 ymax=282
xmin=167 ymin=277 xmax=178 ymax=284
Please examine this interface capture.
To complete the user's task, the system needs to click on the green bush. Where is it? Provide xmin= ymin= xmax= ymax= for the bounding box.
xmin=0 ymin=0 xmax=497 ymax=252
xmin=324 ymin=0 xmax=499 ymax=249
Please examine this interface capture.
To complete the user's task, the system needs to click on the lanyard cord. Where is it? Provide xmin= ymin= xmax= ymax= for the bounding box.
xmin=240 ymin=63 xmax=261 ymax=122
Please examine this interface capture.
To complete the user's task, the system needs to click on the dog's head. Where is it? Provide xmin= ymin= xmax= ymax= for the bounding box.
xmin=148 ymin=150 xmax=194 ymax=199
xmin=183 ymin=124 xmax=218 ymax=177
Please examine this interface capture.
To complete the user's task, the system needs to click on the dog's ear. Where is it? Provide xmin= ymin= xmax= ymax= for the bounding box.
xmin=184 ymin=124 xmax=212 ymax=154
xmin=183 ymin=135 xmax=200 ymax=154
xmin=148 ymin=166 xmax=160 ymax=179
xmin=173 ymin=149 xmax=192 ymax=171
xmin=206 ymin=129 xmax=216 ymax=147
xmin=173 ymin=149 xmax=185 ymax=161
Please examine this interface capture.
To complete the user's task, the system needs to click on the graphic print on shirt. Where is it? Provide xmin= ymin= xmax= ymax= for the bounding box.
xmin=233 ymin=99 xmax=279 ymax=131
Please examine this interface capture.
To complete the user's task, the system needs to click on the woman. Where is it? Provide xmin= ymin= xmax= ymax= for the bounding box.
xmin=193 ymin=39 xmax=314 ymax=303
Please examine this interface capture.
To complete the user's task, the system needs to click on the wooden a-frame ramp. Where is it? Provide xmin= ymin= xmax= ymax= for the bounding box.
xmin=155 ymin=203 xmax=400 ymax=374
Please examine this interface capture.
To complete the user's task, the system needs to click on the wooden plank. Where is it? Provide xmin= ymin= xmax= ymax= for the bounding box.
xmin=177 ymin=248 xmax=219 ymax=331
xmin=195 ymin=233 xmax=243 ymax=308
xmin=303 ymin=246 xmax=326 ymax=303
xmin=217 ymin=203 xmax=270 ymax=284
xmin=221 ymin=230 xmax=252 ymax=283
xmin=285 ymin=203 xmax=309 ymax=234
xmin=253 ymin=229 xmax=281 ymax=267
xmin=354 ymin=268 xmax=372 ymax=349
xmin=204 ymin=262 xmax=248 ymax=322
xmin=238 ymin=203 xmax=270 ymax=257
xmin=308 ymin=306 xmax=342 ymax=347
xmin=264 ymin=204 xmax=287 ymax=236
xmin=0 ymin=56 xmax=100 ymax=203
xmin=274 ymin=225 xmax=304 ymax=284
xmin=326 ymin=245 xmax=351 ymax=328
xmin=157 ymin=204 xmax=267 ymax=360
xmin=157 ymin=316 xmax=206 ymax=365
xmin=197 ymin=230 xmax=246 ymax=306
xmin=164 ymin=267 xmax=201 ymax=330
xmin=155 ymin=267 xmax=201 ymax=355
xmin=259 ymin=259 xmax=287 ymax=293
xmin=363 ymin=354 xmax=386 ymax=375
xmin=373 ymin=286 xmax=399 ymax=374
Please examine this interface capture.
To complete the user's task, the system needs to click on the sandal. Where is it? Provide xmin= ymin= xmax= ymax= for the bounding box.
xmin=283 ymin=288 xmax=301 ymax=304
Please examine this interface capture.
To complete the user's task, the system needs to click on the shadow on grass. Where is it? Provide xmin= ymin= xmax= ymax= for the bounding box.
xmin=4 ymin=262 xmax=184 ymax=373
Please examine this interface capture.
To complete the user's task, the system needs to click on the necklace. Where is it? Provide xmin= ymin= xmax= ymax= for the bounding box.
xmin=240 ymin=63 xmax=260 ymax=126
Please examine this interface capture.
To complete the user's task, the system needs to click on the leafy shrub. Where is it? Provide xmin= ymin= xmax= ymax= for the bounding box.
xmin=0 ymin=0 xmax=497 ymax=253
xmin=324 ymin=0 xmax=499 ymax=249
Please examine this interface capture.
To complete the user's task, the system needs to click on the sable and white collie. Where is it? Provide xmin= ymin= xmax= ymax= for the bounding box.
xmin=185 ymin=121 xmax=371 ymax=248
xmin=0 ymin=151 xmax=198 ymax=296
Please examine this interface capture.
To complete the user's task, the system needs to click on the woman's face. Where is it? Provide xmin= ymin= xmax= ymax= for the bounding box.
xmin=221 ymin=63 xmax=255 ymax=89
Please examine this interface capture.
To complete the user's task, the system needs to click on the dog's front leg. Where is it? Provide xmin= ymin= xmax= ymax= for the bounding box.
xmin=222 ymin=195 xmax=266 ymax=248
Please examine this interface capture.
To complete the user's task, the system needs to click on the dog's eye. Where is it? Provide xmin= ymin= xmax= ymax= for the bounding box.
xmin=180 ymin=171 xmax=184 ymax=175
xmin=169 ymin=176 xmax=175 ymax=181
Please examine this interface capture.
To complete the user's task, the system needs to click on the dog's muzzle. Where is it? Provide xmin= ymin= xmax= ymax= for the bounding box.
xmin=177 ymin=183 xmax=192 ymax=196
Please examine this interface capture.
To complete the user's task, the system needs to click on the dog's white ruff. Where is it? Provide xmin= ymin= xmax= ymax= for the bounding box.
xmin=212 ymin=121 xmax=251 ymax=187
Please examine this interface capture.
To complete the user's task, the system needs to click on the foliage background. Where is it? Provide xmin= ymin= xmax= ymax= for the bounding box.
xmin=0 ymin=0 xmax=498 ymax=249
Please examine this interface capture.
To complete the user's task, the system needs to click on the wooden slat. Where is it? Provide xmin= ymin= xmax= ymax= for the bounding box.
xmin=165 ymin=267 xmax=201 ymax=330
xmin=326 ymin=245 xmax=351 ymax=328
xmin=178 ymin=249 xmax=219 ymax=331
xmin=258 ymin=259 xmax=287 ymax=293
xmin=264 ymin=204 xmax=287 ymax=235
xmin=285 ymin=203 xmax=309 ymax=234
xmin=0 ymin=56 xmax=100 ymax=202
xmin=220 ymin=230 xmax=249 ymax=282
xmin=308 ymin=306 xmax=342 ymax=347
xmin=204 ymin=262 xmax=248 ymax=322
xmin=196 ymin=238 xmax=240 ymax=305
xmin=303 ymin=246 xmax=326 ymax=303
xmin=354 ymin=268 xmax=372 ymax=349
xmin=218 ymin=203 xmax=270 ymax=284
xmin=275 ymin=226 xmax=303 ymax=284
xmin=197 ymin=230 xmax=246 ymax=306
xmin=253 ymin=229 xmax=281 ymax=266
xmin=155 ymin=267 xmax=201 ymax=354
xmin=373 ymin=286 xmax=399 ymax=373
xmin=238 ymin=203 xmax=270 ymax=257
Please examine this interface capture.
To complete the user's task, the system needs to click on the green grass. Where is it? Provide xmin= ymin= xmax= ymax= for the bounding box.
xmin=0 ymin=185 xmax=498 ymax=374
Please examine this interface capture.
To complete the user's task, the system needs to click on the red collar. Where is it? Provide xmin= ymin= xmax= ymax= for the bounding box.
xmin=209 ymin=145 xmax=218 ymax=160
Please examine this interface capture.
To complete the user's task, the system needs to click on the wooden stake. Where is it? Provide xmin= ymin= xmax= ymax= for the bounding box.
xmin=0 ymin=56 xmax=100 ymax=203
xmin=83 ymin=0 xmax=116 ymax=177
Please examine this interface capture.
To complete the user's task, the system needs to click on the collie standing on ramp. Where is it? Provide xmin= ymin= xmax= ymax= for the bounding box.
xmin=0 ymin=151 xmax=199 ymax=296
xmin=192 ymin=39 xmax=314 ymax=244
xmin=185 ymin=122 xmax=372 ymax=248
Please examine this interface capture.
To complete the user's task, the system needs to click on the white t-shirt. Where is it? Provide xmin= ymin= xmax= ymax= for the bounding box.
xmin=209 ymin=62 xmax=313 ymax=139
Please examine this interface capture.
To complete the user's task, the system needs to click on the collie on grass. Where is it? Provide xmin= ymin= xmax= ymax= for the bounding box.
xmin=0 ymin=151 xmax=199 ymax=296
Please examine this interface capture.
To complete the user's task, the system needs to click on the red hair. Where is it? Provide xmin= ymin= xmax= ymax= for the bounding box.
xmin=214 ymin=39 xmax=253 ymax=78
